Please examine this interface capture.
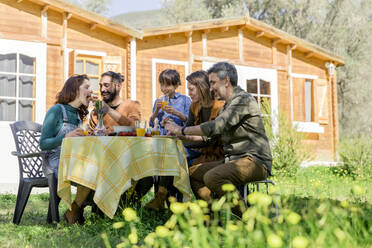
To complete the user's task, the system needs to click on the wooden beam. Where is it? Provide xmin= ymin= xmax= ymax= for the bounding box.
xmin=41 ymin=5 xmax=48 ymax=39
xmin=255 ymin=31 xmax=264 ymax=38
xmin=238 ymin=25 xmax=245 ymax=30
xmin=305 ymin=52 xmax=314 ymax=58
xmin=202 ymin=29 xmax=211 ymax=34
xmin=290 ymin=44 xmax=296 ymax=50
xmin=65 ymin=12 xmax=72 ymax=20
xmin=220 ymin=26 xmax=229 ymax=32
xmin=187 ymin=32 xmax=193 ymax=74
xmin=90 ymin=23 xmax=98 ymax=30
xmin=272 ymin=38 xmax=281 ymax=45
xmin=238 ymin=29 xmax=243 ymax=62
xmin=287 ymin=45 xmax=294 ymax=121
xmin=16 ymin=0 xmax=23 ymax=3
xmin=272 ymin=46 xmax=277 ymax=65
xmin=202 ymin=33 xmax=207 ymax=57
xmin=185 ymin=31 xmax=192 ymax=37
xmin=194 ymin=55 xmax=286 ymax=71
xmin=41 ymin=5 xmax=49 ymax=12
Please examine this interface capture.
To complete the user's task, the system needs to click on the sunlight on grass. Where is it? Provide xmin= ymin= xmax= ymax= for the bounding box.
xmin=0 ymin=166 xmax=371 ymax=247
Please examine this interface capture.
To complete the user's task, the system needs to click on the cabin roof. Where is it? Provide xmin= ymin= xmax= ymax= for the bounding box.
xmin=142 ymin=15 xmax=344 ymax=65
xmin=19 ymin=0 xmax=143 ymax=39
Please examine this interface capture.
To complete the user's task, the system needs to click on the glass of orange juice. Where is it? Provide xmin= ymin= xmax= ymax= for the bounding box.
xmin=159 ymin=95 xmax=169 ymax=110
xmin=135 ymin=120 xmax=146 ymax=136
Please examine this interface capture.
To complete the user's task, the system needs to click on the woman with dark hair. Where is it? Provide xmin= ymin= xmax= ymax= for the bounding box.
xmin=182 ymin=70 xmax=225 ymax=166
xmin=40 ymin=74 xmax=92 ymax=225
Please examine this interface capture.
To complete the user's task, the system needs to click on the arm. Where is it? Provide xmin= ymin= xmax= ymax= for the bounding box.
xmin=40 ymin=106 xmax=65 ymax=150
xmin=150 ymin=100 xmax=162 ymax=125
xmin=165 ymin=123 xmax=204 ymax=136
xmin=200 ymin=95 xmax=254 ymax=137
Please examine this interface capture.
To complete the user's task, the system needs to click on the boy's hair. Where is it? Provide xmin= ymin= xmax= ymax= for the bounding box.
xmin=159 ymin=69 xmax=181 ymax=86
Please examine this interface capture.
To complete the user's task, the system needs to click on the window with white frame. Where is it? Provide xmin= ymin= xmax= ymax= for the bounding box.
xmin=0 ymin=53 xmax=36 ymax=121
xmin=246 ymin=78 xmax=271 ymax=117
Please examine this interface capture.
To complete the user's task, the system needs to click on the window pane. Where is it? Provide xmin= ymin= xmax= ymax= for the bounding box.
xmin=86 ymin=61 xmax=99 ymax=75
xmin=0 ymin=75 xmax=16 ymax=97
xmin=18 ymin=100 xmax=33 ymax=121
xmin=75 ymin=60 xmax=83 ymax=74
xmin=90 ymin=78 xmax=98 ymax=92
xmin=260 ymin=79 xmax=271 ymax=95
xmin=246 ymin=79 xmax=258 ymax=94
xmin=0 ymin=99 xmax=16 ymax=121
xmin=19 ymin=54 xmax=35 ymax=74
xmin=304 ymin=81 xmax=312 ymax=122
xmin=0 ymin=53 xmax=16 ymax=73
xmin=19 ymin=76 xmax=35 ymax=98
xmin=260 ymin=97 xmax=271 ymax=114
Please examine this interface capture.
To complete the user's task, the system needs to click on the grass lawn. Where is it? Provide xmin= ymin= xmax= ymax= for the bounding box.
xmin=0 ymin=166 xmax=371 ymax=248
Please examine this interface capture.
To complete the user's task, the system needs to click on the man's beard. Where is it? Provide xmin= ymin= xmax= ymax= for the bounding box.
xmin=102 ymin=87 xmax=117 ymax=103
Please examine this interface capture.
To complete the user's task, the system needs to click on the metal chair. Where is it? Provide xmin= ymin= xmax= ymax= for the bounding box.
xmin=239 ymin=179 xmax=279 ymax=218
xmin=10 ymin=121 xmax=60 ymax=224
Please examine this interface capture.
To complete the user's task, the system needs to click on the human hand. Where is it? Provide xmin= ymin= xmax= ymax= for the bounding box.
xmin=155 ymin=101 xmax=162 ymax=111
xmin=65 ymin=128 xmax=85 ymax=138
xmin=161 ymin=117 xmax=174 ymax=127
xmin=163 ymin=105 xmax=178 ymax=115
xmin=165 ymin=122 xmax=182 ymax=136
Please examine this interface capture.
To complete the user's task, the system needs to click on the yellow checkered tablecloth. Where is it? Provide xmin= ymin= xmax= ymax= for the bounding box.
xmin=57 ymin=136 xmax=192 ymax=219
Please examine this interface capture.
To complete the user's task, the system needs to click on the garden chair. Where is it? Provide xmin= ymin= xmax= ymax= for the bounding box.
xmin=10 ymin=121 xmax=60 ymax=224
xmin=240 ymin=178 xmax=279 ymax=218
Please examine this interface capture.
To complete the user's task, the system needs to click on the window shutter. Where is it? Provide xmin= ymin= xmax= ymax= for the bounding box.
xmin=68 ymin=50 xmax=76 ymax=76
xmin=315 ymin=79 xmax=329 ymax=124
xmin=103 ymin=56 xmax=122 ymax=73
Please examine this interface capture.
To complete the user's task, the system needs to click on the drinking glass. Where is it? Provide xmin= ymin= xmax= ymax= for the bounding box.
xmin=159 ymin=95 xmax=169 ymax=110
xmin=135 ymin=120 xmax=146 ymax=137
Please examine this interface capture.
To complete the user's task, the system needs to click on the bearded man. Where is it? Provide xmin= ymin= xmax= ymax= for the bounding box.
xmin=89 ymin=71 xmax=141 ymax=132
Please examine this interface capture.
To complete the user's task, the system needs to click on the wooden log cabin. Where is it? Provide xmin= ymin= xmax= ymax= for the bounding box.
xmin=0 ymin=0 xmax=343 ymax=185
xmin=0 ymin=0 xmax=142 ymax=185
xmin=135 ymin=16 xmax=344 ymax=162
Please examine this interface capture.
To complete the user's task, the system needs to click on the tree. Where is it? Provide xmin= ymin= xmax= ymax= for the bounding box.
xmin=62 ymin=0 xmax=111 ymax=15
xmin=161 ymin=0 xmax=372 ymax=136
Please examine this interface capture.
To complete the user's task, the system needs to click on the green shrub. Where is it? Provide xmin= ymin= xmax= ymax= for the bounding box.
xmin=338 ymin=136 xmax=372 ymax=179
xmin=107 ymin=186 xmax=372 ymax=248
xmin=261 ymin=100 xmax=311 ymax=177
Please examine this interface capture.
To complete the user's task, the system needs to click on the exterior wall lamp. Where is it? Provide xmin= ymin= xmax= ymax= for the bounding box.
xmin=325 ymin=62 xmax=336 ymax=76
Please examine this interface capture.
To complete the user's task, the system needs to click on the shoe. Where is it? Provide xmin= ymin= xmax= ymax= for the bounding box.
xmin=64 ymin=202 xmax=81 ymax=225
xmin=145 ymin=186 xmax=168 ymax=210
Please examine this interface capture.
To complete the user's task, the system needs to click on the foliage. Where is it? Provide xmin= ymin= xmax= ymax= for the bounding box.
xmin=161 ymin=0 xmax=212 ymax=24
xmin=109 ymin=186 xmax=372 ymax=247
xmin=338 ymin=136 xmax=372 ymax=179
xmin=1 ymin=168 xmax=371 ymax=247
xmin=261 ymin=99 xmax=310 ymax=177
xmin=160 ymin=0 xmax=372 ymax=136
xmin=62 ymin=0 xmax=111 ymax=15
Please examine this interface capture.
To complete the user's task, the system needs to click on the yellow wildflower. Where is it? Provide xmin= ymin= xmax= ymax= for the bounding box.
xmin=122 ymin=208 xmax=137 ymax=222
xmin=222 ymin=184 xmax=235 ymax=192
xmin=267 ymin=233 xmax=283 ymax=248
xmin=156 ymin=226 xmax=170 ymax=238
xmin=170 ymin=202 xmax=187 ymax=214
xmin=286 ymin=212 xmax=301 ymax=225
xmin=292 ymin=236 xmax=308 ymax=248
xmin=112 ymin=222 xmax=125 ymax=229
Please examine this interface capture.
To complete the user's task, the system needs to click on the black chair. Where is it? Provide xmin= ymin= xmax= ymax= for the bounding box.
xmin=10 ymin=121 xmax=60 ymax=224
xmin=240 ymin=179 xmax=279 ymax=218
